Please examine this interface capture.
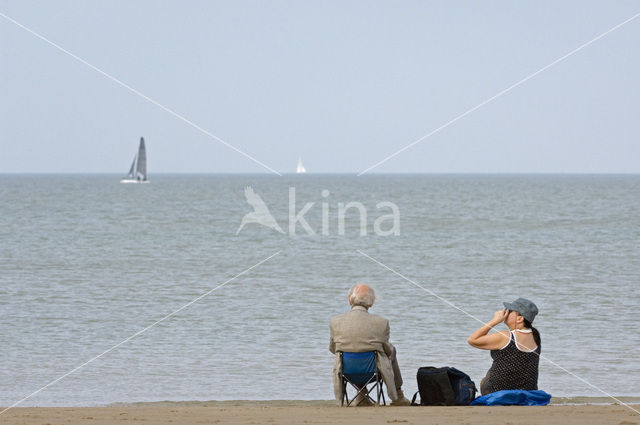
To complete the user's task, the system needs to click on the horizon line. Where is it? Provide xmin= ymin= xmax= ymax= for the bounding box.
xmin=1 ymin=171 xmax=639 ymax=176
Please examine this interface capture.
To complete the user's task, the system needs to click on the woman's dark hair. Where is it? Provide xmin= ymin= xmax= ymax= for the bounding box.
xmin=523 ymin=318 xmax=541 ymax=348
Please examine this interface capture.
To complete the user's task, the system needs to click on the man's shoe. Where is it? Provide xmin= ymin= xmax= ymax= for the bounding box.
xmin=390 ymin=389 xmax=411 ymax=406
xmin=353 ymin=393 xmax=374 ymax=406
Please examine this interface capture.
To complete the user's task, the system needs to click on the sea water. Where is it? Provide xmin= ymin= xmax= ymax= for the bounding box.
xmin=1 ymin=174 xmax=639 ymax=406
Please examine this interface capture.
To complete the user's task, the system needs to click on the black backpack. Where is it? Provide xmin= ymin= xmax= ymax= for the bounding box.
xmin=411 ymin=367 xmax=477 ymax=406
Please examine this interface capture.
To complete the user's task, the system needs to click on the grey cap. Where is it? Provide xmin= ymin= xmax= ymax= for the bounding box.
xmin=503 ymin=298 xmax=539 ymax=323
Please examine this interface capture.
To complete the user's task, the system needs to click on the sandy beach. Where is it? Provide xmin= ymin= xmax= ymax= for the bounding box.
xmin=2 ymin=400 xmax=640 ymax=425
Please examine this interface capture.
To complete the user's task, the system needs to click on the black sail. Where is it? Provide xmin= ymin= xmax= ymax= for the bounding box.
xmin=136 ymin=137 xmax=147 ymax=180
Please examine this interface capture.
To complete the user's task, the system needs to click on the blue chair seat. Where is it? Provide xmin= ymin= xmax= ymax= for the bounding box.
xmin=342 ymin=351 xmax=377 ymax=387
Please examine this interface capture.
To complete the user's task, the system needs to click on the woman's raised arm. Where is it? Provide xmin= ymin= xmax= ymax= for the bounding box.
xmin=467 ymin=309 xmax=510 ymax=350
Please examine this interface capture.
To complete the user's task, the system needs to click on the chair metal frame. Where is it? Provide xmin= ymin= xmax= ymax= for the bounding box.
xmin=339 ymin=351 xmax=386 ymax=406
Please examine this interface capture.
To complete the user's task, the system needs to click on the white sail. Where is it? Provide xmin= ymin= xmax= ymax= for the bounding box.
xmin=126 ymin=155 xmax=137 ymax=179
xmin=296 ymin=157 xmax=306 ymax=174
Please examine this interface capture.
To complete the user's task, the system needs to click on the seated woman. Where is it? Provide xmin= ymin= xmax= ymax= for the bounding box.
xmin=467 ymin=298 xmax=541 ymax=395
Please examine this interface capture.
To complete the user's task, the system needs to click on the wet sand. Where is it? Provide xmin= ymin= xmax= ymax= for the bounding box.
xmin=2 ymin=400 xmax=640 ymax=425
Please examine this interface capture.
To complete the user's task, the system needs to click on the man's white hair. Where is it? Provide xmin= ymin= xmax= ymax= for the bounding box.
xmin=348 ymin=283 xmax=376 ymax=308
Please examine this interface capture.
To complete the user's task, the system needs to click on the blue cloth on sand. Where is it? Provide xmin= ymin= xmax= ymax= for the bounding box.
xmin=470 ymin=389 xmax=551 ymax=406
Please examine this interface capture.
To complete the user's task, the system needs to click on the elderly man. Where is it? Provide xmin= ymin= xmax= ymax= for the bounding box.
xmin=329 ymin=283 xmax=411 ymax=406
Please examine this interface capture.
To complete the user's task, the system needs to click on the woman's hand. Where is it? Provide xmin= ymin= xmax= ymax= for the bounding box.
xmin=490 ymin=309 xmax=508 ymax=325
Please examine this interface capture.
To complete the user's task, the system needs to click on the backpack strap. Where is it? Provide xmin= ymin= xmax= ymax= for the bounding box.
xmin=411 ymin=391 xmax=420 ymax=406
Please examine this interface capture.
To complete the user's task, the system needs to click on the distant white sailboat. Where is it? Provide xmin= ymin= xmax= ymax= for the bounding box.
xmin=296 ymin=157 xmax=306 ymax=174
xmin=120 ymin=137 xmax=149 ymax=183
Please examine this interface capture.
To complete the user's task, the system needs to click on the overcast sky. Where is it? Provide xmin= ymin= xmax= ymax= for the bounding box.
xmin=1 ymin=1 xmax=639 ymax=174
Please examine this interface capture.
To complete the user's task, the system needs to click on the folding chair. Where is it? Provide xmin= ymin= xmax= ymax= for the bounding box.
xmin=339 ymin=351 xmax=386 ymax=406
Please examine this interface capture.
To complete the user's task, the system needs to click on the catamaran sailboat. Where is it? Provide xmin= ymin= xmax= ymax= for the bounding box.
xmin=120 ymin=137 xmax=149 ymax=183
xmin=296 ymin=157 xmax=306 ymax=174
